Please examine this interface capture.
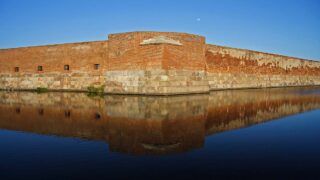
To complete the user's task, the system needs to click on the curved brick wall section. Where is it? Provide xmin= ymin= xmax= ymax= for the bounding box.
xmin=108 ymin=32 xmax=206 ymax=70
xmin=0 ymin=31 xmax=320 ymax=94
xmin=106 ymin=32 xmax=208 ymax=94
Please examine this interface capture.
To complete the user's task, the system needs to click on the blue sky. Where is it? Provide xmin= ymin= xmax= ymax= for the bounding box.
xmin=0 ymin=0 xmax=319 ymax=60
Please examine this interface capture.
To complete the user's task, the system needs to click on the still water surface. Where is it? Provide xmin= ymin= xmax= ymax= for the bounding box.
xmin=0 ymin=87 xmax=320 ymax=179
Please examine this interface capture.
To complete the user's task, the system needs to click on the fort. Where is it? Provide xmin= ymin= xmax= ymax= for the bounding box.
xmin=1 ymin=31 xmax=320 ymax=95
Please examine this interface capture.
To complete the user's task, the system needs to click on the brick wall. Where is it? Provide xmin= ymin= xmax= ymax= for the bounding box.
xmin=161 ymin=32 xmax=206 ymax=70
xmin=206 ymin=44 xmax=320 ymax=90
xmin=0 ymin=41 xmax=108 ymax=74
xmin=105 ymin=32 xmax=208 ymax=94
xmin=107 ymin=31 xmax=206 ymax=71
xmin=206 ymin=44 xmax=320 ymax=75
xmin=0 ymin=31 xmax=319 ymax=94
xmin=0 ymin=41 xmax=108 ymax=91
xmin=108 ymin=32 xmax=163 ymax=70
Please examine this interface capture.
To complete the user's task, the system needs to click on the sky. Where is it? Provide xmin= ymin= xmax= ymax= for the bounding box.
xmin=0 ymin=0 xmax=319 ymax=60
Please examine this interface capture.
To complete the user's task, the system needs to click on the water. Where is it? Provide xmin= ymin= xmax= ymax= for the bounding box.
xmin=0 ymin=87 xmax=320 ymax=179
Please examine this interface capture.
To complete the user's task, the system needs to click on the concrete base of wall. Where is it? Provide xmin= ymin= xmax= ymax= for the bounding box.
xmin=0 ymin=73 xmax=105 ymax=92
xmin=105 ymin=69 xmax=209 ymax=95
xmin=207 ymin=72 xmax=320 ymax=90
xmin=1 ymin=71 xmax=320 ymax=95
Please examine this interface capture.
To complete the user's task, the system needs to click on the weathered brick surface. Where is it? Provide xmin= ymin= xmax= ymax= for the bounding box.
xmin=206 ymin=44 xmax=320 ymax=90
xmin=0 ymin=31 xmax=320 ymax=94
xmin=206 ymin=45 xmax=320 ymax=76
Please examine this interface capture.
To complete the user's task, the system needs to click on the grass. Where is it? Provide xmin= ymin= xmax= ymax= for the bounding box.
xmin=87 ymin=85 xmax=105 ymax=97
xmin=35 ymin=87 xmax=49 ymax=93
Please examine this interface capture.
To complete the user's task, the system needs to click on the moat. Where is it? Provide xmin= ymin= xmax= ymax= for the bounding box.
xmin=0 ymin=87 xmax=320 ymax=179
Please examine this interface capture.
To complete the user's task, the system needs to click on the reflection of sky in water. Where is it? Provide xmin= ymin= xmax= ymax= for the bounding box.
xmin=0 ymin=87 xmax=320 ymax=179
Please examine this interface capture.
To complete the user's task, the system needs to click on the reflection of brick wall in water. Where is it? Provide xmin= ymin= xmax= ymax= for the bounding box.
xmin=0 ymin=88 xmax=320 ymax=155
xmin=206 ymin=90 xmax=320 ymax=135
xmin=1 ymin=31 xmax=319 ymax=94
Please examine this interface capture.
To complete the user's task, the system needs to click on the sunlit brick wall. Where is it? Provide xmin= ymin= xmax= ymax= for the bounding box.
xmin=0 ymin=41 xmax=108 ymax=74
xmin=108 ymin=32 xmax=206 ymax=71
xmin=108 ymin=32 xmax=164 ymax=70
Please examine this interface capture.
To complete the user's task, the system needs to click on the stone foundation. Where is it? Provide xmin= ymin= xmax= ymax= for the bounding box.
xmin=0 ymin=73 xmax=105 ymax=91
xmin=105 ymin=69 xmax=208 ymax=95
xmin=1 ymin=70 xmax=320 ymax=94
xmin=207 ymin=72 xmax=320 ymax=90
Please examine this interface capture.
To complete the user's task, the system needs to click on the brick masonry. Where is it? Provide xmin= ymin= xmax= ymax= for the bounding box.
xmin=0 ymin=31 xmax=320 ymax=95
